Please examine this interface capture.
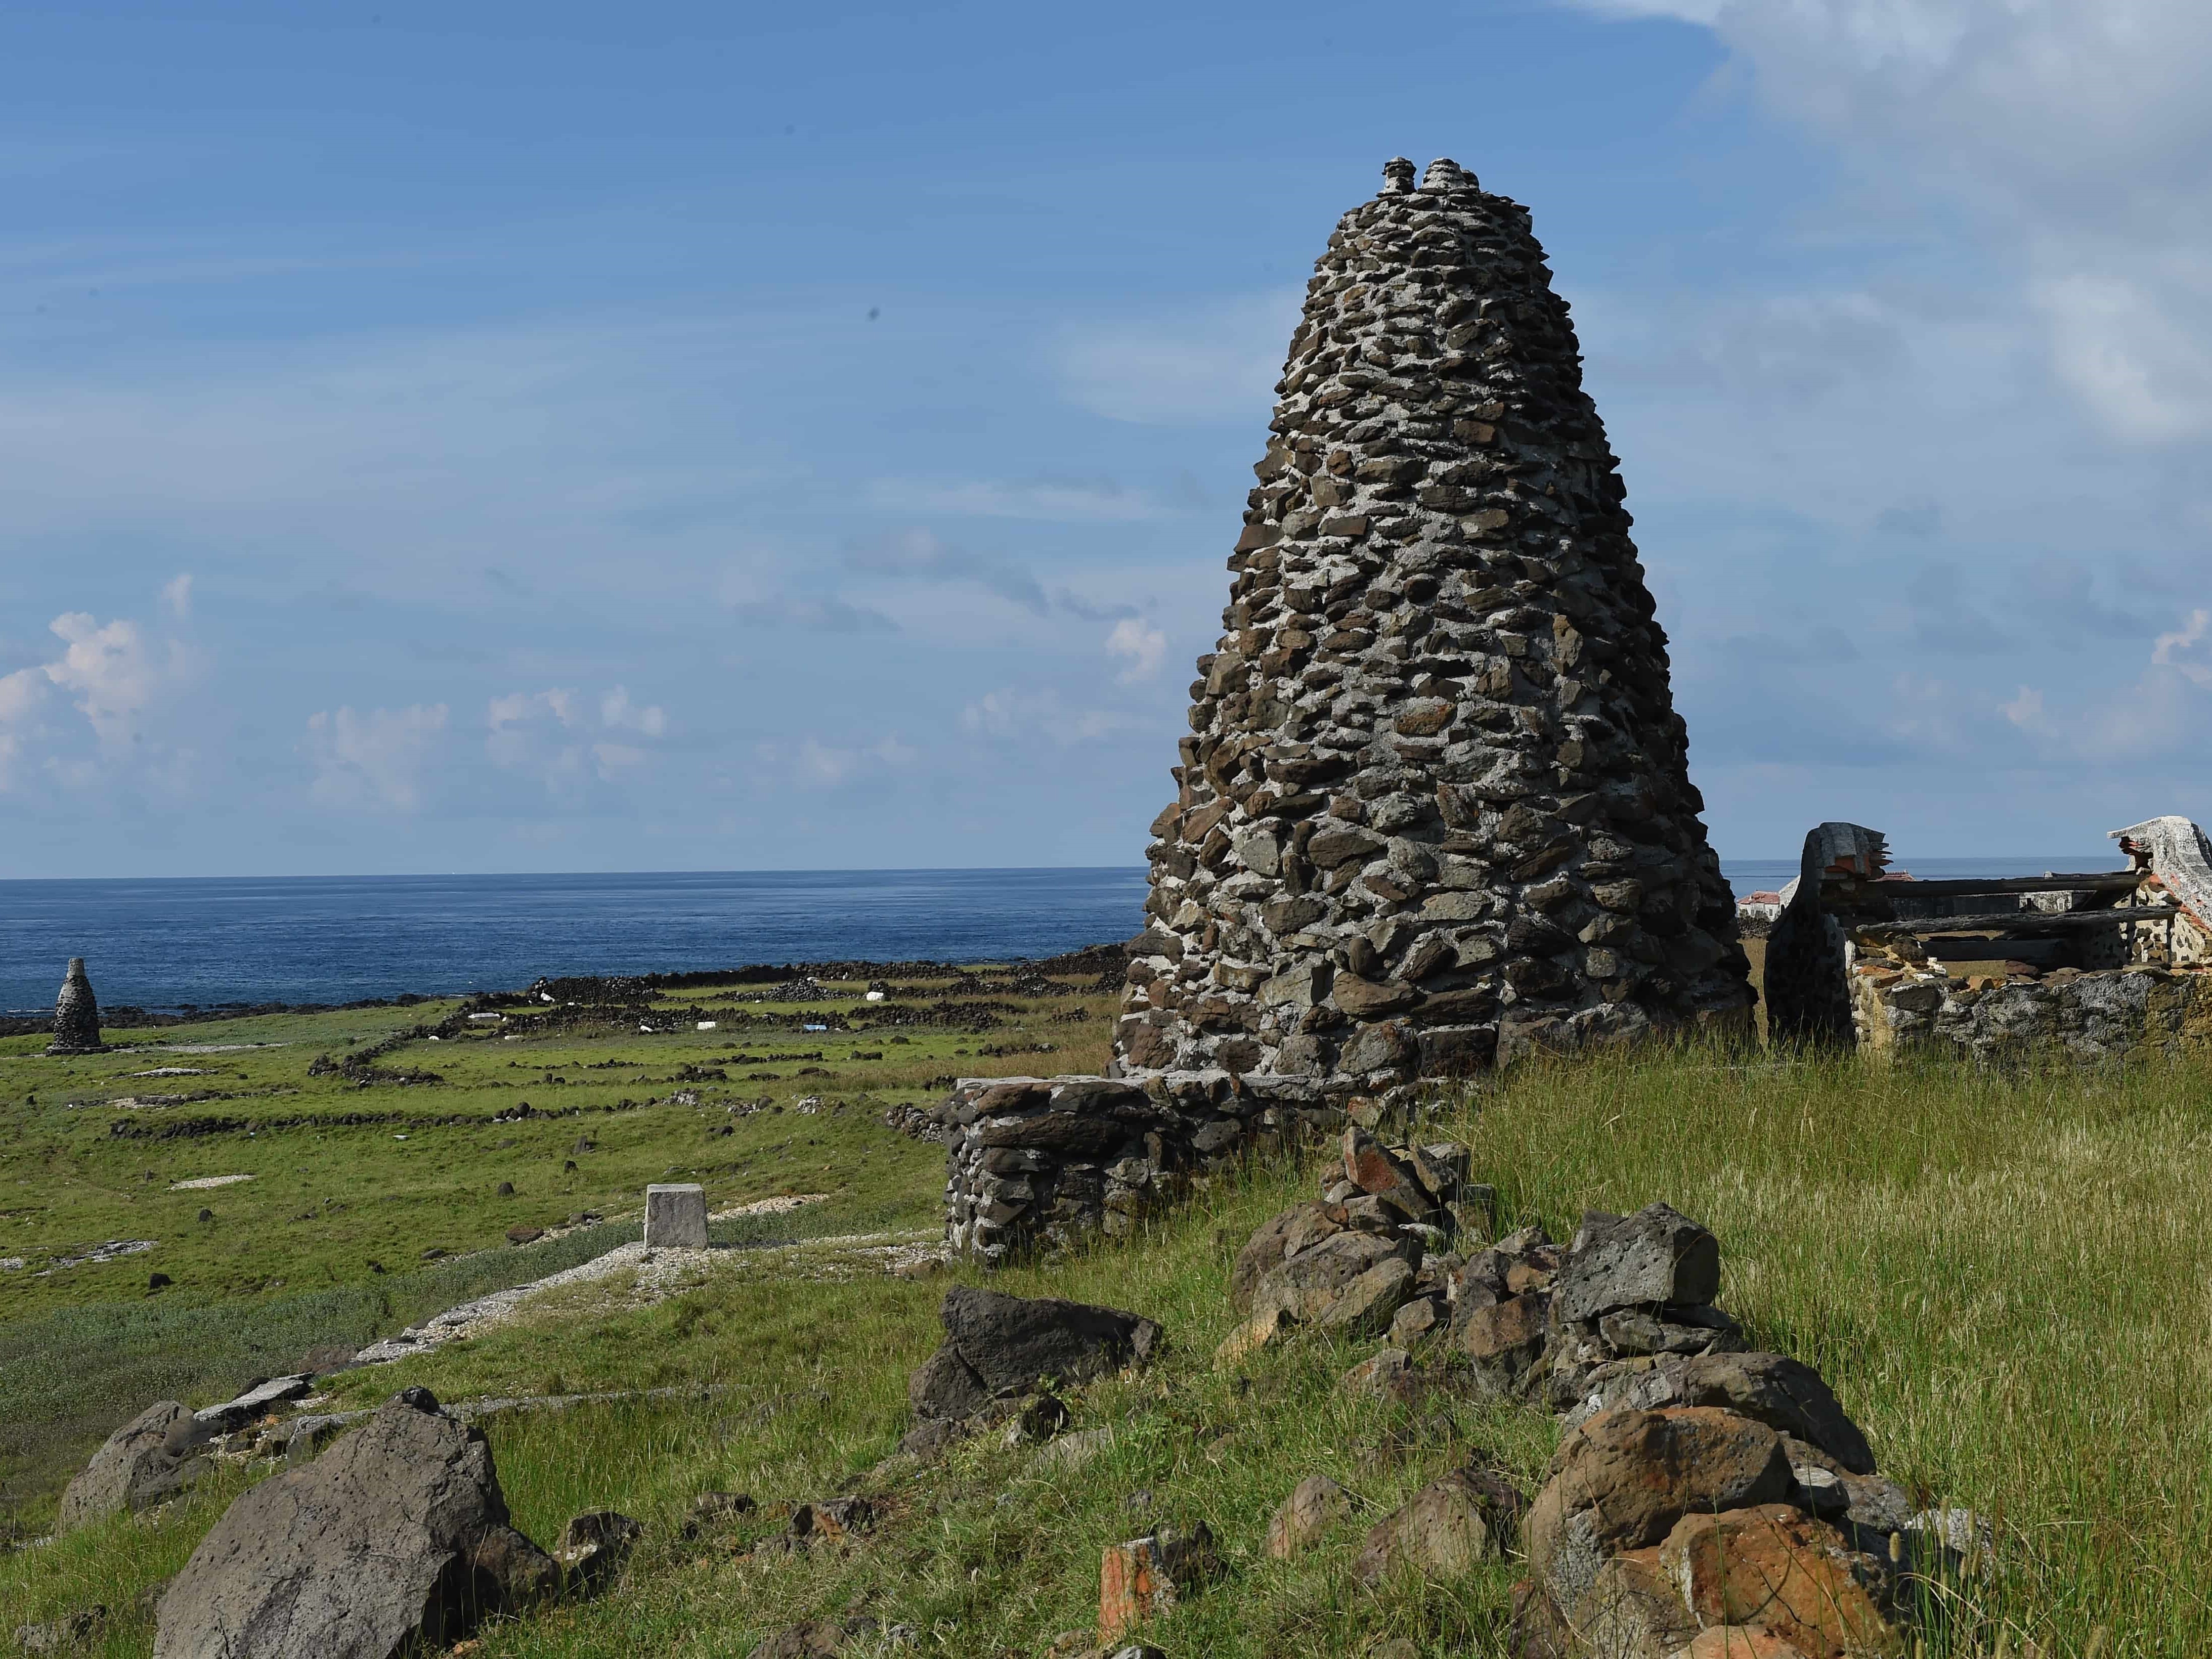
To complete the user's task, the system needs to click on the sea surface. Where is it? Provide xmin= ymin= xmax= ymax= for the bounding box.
xmin=0 ymin=856 xmax=2123 ymax=1013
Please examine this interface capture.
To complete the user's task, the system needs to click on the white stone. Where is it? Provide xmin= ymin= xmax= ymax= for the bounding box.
xmin=643 ymin=1183 xmax=709 ymax=1249
xmin=696 ymin=1020 xmax=717 ymax=1030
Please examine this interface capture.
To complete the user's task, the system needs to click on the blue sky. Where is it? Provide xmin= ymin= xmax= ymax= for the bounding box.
xmin=4 ymin=0 xmax=2210 ymax=878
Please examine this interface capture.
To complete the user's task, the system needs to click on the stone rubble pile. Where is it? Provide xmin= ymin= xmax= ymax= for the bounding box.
xmin=1218 ymin=1187 xmax=1932 ymax=1658
xmin=1113 ymin=156 xmax=1750 ymax=1091
xmin=1216 ymin=1125 xmax=1489 ymax=1360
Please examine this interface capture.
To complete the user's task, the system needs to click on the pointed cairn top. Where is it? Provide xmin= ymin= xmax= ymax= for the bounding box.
xmin=1380 ymin=157 xmax=1417 ymax=195
xmin=1421 ymin=156 xmax=1477 ymax=193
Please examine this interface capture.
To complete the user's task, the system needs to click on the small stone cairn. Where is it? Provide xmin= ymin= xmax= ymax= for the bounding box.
xmin=48 ymin=957 xmax=105 ymax=1055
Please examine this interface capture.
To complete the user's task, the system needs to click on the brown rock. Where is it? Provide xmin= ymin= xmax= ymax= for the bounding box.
xmin=1676 ymin=1629 xmax=1818 ymax=1658
xmin=1578 ymin=1546 xmax=1700 ymax=1657
xmin=1508 ymin=1577 xmax=1574 ymax=1659
xmin=1355 ymin=1465 xmax=1525 ymax=1583
xmin=1335 ymin=974 xmax=1419 ymax=1018
xmin=1229 ymin=1201 xmax=1346 ymax=1316
xmin=1213 ymin=1304 xmax=1294 ymax=1369
xmin=1562 ymin=1351 xmax=1876 ymax=1476
xmin=1389 ymin=1295 xmax=1442 ymax=1347
xmin=1252 ymin=1227 xmax=1420 ymax=1333
xmin=1265 ymin=1474 xmax=1352 ymax=1559
xmin=1338 ymin=1347 xmax=1420 ymax=1402
xmin=1523 ymin=1407 xmax=1793 ymax=1609
xmin=1099 ymin=1524 xmax=1219 ymax=1642
xmin=1659 ymin=1505 xmax=1903 ymax=1658
xmin=1393 ymin=700 xmax=1454 ymax=737
xmin=1458 ymin=1292 xmax=1550 ymax=1393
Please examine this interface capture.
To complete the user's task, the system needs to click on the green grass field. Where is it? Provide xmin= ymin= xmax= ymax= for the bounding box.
xmin=6 ymin=968 xmax=2209 ymax=1656
xmin=0 ymin=965 xmax=1118 ymax=1536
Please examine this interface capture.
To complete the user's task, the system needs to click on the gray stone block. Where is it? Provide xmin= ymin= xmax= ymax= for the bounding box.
xmin=643 ymin=1184 xmax=708 ymax=1249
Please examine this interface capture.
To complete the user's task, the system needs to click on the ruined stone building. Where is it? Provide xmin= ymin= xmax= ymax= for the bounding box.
xmin=1768 ymin=815 xmax=2212 ymax=1061
xmin=1112 ymin=156 xmax=1750 ymax=1086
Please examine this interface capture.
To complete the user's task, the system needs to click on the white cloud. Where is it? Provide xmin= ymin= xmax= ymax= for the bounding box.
xmin=485 ymin=685 xmax=670 ymax=793
xmin=786 ymin=734 xmax=916 ymax=789
xmin=866 ymin=476 xmax=1170 ymax=522
xmin=2033 ymin=269 xmax=2212 ymax=443
xmin=598 ymin=686 xmax=667 ymax=736
xmin=163 ymin=573 xmax=194 ymax=620
xmin=2150 ymin=608 xmax=2212 ymax=688
xmin=1105 ymin=618 xmax=1167 ymax=682
xmin=1056 ymin=290 xmax=1302 ymax=425
xmin=42 ymin=613 xmax=163 ymax=746
xmin=303 ymin=704 xmax=449 ymax=812
xmin=1564 ymin=0 xmax=2212 ymax=447
xmin=1999 ymin=685 xmax=2047 ymax=730
xmin=961 ymin=687 xmax=1146 ymax=746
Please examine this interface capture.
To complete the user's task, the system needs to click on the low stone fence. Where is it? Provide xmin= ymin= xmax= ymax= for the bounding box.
xmin=937 ymin=1072 xmax=1353 ymax=1263
xmin=1848 ymin=940 xmax=2212 ymax=1064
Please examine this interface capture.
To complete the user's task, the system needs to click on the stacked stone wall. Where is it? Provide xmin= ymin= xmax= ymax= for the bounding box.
xmin=1113 ymin=157 xmax=1749 ymax=1092
xmin=938 ymin=1073 xmax=1350 ymax=1264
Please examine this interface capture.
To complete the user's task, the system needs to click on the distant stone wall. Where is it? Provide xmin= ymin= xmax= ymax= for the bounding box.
xmin=939 ymin=1072 xmax=1352 ymax=1263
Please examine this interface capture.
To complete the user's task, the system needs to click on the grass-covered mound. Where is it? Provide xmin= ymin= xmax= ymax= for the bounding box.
xmin=8 ymin=1042 xmax=2209 ymax=1655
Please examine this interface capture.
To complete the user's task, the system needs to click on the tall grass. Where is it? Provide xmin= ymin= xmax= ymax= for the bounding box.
xmin=1447 ymin=1046 xmax=2212 ymax=1655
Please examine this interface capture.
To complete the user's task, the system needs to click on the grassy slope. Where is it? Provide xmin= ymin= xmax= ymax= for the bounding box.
xmin=9 ymin=1038 xmax=2211 ymax=1655
xmin=4 ymin=960 xmax=2212 ymax=1659
xmin=0 ymin=970 xmax=1117 ymax=1532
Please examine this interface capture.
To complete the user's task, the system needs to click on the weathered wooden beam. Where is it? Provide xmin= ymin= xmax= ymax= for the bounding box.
xmin=1866 ymin=903 xmax=2183 ymax=937
xmin=1884 ymin=874 xmax=2140 ymax=899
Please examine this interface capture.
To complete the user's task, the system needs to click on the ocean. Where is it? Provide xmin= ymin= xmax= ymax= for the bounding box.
xmin=0 ymin=856 xmax=2123 ymax=1014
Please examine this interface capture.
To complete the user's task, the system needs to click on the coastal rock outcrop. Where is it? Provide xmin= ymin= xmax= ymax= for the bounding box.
xmin=1113 ymin=156 xmax=1751 ymax=1089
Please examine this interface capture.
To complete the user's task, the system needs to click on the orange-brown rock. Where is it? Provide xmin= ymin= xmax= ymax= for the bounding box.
xmin=1524 ymin=1407 xmax=1793 ymax=1612
xmin=1355 ymin=1465 xmax=1526 ymax=1583
xmin=1098 ymin=1525 xmax=1219 ymax=1643
xmin=1676 ymin=1630 xmax=1817 ymax=1658
xmin=1658 ymin=1505 xmax=1902 ymax=1658
xmin=1265 ymin=1474 xmax=1352 ymax=1559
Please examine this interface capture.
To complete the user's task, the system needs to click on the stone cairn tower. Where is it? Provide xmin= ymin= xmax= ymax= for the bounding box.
xmin=49 ymin=957 xmax=105 ymax=1055
xmin=937 ymin=160 xmax=1753 ymax=1262
xmin=1112 ymin=158 xmax=1751 ymax=1087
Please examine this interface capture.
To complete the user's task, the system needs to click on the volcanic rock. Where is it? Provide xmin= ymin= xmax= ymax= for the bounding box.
xmin=58 ymin=1401 xmax=211 ymax=1532
xmin=906 ymin=1286 xmax=1160 ymax=1430
xmin=152 ymin=1388 xmax=555 ymax=1659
